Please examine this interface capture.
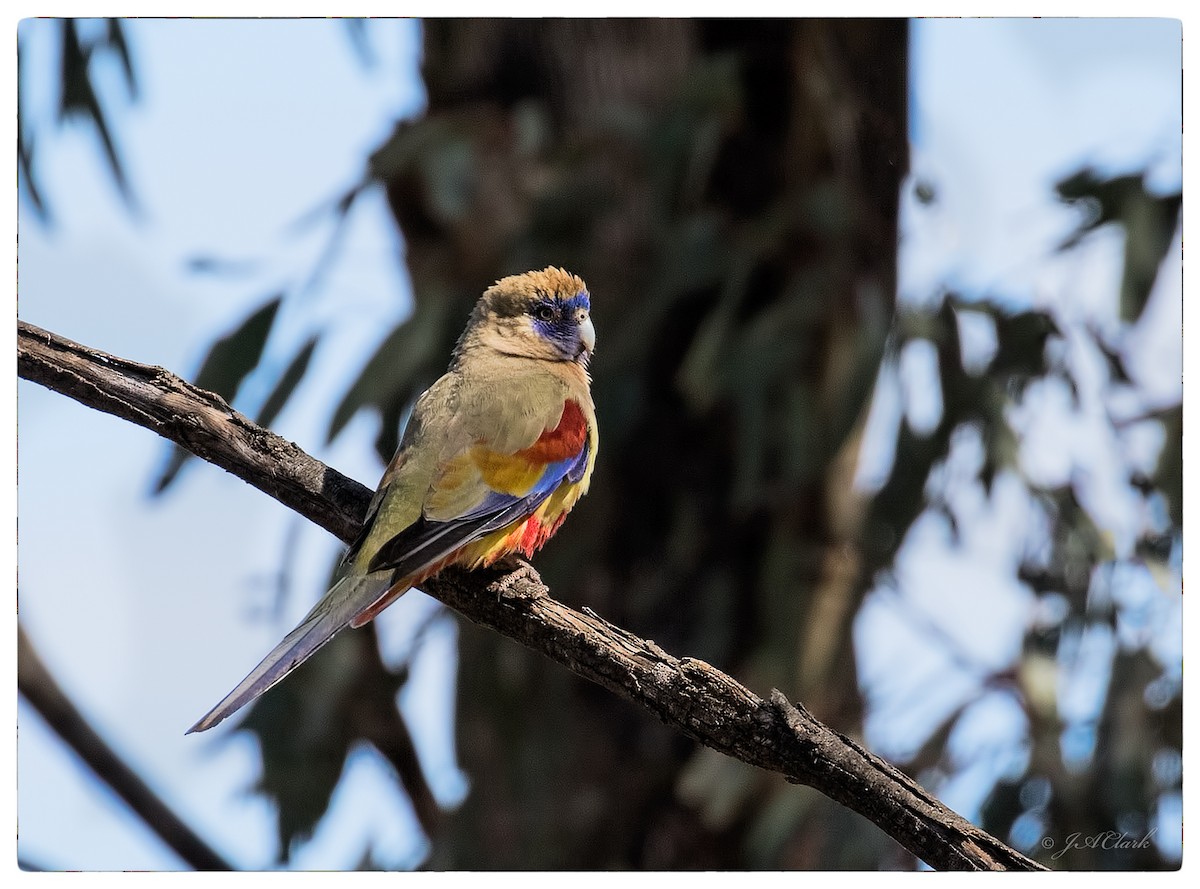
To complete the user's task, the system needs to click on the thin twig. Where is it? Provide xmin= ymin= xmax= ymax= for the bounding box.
xmin=17 ymin=626 xmax=233 ymax=871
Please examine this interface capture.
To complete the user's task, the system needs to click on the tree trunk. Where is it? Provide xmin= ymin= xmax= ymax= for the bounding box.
xmin=375 ymin=18 xmax=909 ymax=868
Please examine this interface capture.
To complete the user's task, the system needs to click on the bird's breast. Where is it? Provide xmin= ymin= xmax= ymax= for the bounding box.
xmin=516 ymin=399 xmax=589 ymax=463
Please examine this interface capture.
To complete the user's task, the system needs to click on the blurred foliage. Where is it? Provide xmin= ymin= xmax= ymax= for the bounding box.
xmin=239 ymin=623 xmax=419 ymax=859
xmin=19 ymin=19 xmax=139 ymax=219
xmin=1056 ymin=169 xmax=1182 ymax=325
xmin=256 ymin=335 xmax=321 ymax=432
xmin=22 ymin=18 xmax=1181 ymax=871
xmin=152 ymin=296 xmax=283 ymax=492
xmin=891 ymin=169 xmax=1181 ymax=869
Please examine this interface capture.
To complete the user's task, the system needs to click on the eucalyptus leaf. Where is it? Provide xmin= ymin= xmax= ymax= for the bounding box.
xmin=256 ymin=335 xmax=320 ymax=431
xmin=327 ymin=299 xmax=450 ymax=445
xmin=152 ymin=296 xmax=283 ymax=494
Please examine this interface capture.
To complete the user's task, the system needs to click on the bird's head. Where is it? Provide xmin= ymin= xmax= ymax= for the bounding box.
xmin=458 ymin=267 xmax=595 ymax=366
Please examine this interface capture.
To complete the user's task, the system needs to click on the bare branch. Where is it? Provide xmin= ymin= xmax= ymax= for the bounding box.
xmin=17 ymin=320 xmax=370 ymax=541
xmin=18 ymin=319 xmax=1047 ymax=871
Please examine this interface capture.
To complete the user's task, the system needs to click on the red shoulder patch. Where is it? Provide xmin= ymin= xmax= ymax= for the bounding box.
xmin=517 ymin=400 xmax=588 ymax=463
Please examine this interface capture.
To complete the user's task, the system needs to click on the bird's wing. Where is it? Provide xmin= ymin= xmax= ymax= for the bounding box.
xmin=365 ymin=397 xmax=591 ymax=577
xmin=188 ymin=397 xmax=590 ymax=734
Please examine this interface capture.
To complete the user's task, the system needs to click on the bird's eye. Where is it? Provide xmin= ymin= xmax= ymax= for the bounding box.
xmin=535 ymin=305 xmax=556 ymax=322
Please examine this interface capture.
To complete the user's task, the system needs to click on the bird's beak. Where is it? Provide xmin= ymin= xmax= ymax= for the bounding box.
xmin=578 ymin=315 xmax=596 ymax=357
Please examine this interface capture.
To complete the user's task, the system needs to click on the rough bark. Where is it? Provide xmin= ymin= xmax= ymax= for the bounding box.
xmin=18 ymin=319 xmax=1046 ymax=872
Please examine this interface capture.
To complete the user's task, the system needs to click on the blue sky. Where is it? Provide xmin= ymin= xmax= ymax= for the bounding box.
xmin=17 ymin=18 xmax=447 ymax=869
xmin=13 ymin=15 xmax=1186 ymax=873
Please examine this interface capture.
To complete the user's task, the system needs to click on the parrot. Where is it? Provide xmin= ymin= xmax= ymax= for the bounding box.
xmin=188 ymin=267 xmax=597 ymax=733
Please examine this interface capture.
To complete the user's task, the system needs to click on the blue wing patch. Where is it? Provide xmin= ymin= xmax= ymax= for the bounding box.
xmin=366 ymin=438 xmax=590 ymax=576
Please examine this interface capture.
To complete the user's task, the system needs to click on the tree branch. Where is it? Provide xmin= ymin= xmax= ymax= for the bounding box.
xmin=17 ymin=320 xmax=371 ymax=540
xmin=18 ymin=319 xmax=1047 ymax=872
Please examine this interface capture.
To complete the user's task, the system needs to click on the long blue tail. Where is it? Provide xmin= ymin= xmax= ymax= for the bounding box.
xmin=187 ymin=571 xmax=401 ymax=733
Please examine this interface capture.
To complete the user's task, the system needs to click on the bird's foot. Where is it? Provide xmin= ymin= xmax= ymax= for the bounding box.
xmin=488 ymin=556 xmax=546 ymax=600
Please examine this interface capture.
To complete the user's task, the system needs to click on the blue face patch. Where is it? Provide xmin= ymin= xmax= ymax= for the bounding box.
xmin=532 ymin=291 xmax=590 ymax=355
